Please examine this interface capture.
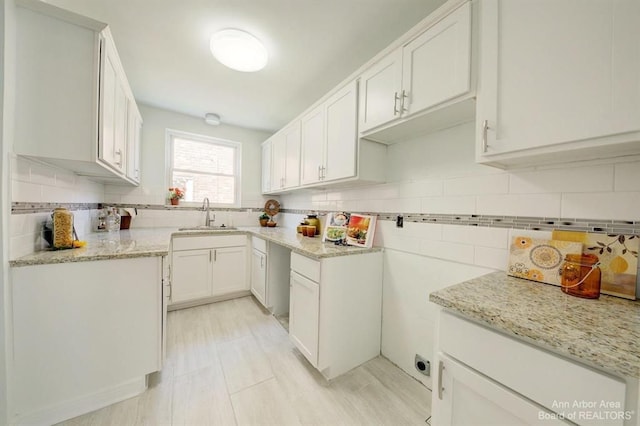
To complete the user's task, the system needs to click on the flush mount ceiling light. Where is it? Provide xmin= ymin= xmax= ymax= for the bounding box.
xmin=205 ymin=113 xmax=221 ymax=126
xmin=209 ymin=28 xmax=268 ymax=72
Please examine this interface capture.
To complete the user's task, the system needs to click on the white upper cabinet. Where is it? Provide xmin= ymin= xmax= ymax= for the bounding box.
xmin=261 ymin=140 xmax=272 ymax=194
xmin=300 ymin=80 xmax=359 ymax=186
xmin=126 ymin=101 xmax=143 ymax=184
xmin=324 ymin=81 xmax=359 ymax=182
xmin=359 ymin=2 xmax=473 ymax=140
xmin=476 ymin=0 xmax=640 ymax=167
xmin=358 ymin=51 xmax=403 ymax=133
xmin=300 ymin=105 xmax=326 ymax=185
xmin=14 ymin=1 xmax=142 ymax=185
xmin=269 ymin=122 xmax=301 ymax=192
xmin=401 ymin=3 xmax=471 ymax=116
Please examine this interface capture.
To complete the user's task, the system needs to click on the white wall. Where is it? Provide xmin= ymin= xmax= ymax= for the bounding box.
xmin=280 ymin=121 xmax=640 ymax=387
xmin=1 ymin=0 xmax=15 ymax=421
xmin=104 ymin=104 xmax=272 ymax=208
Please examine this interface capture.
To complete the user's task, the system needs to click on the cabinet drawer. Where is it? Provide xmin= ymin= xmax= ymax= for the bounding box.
xmin=251 ymin=236 xmax=267 ymax=253
xmin=439 ymin=311 xmax=626 ymax=425
xmin=172 ymin=235 xmax=246 ymax=251
xmin=291 ymin=252 xmax=320 ymax=282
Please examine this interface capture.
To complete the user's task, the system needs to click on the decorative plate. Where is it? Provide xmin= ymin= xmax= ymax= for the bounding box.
xmin=508 ymin=237 xmax=583 ymax=286
xmin=264 ymin=199 xmax=280 ymax=217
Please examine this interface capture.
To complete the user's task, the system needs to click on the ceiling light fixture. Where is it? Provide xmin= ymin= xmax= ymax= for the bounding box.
xmin=209 ymin=28 xmax=268 ymax=72
xmin=204 ymin=113 xmax=221 ymax=126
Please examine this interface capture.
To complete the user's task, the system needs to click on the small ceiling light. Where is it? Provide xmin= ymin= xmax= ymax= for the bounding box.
xmin=210 ymin=28 xmax=268 ymax=72
xmin=205 ymin=113 xmax=221 ymax=126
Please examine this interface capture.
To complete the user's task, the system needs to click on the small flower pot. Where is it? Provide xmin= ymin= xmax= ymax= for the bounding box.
xmin=259 ymin=218 xmax=268 ymax=227
xmin=170 ymin=198 xmax=179 ymax=206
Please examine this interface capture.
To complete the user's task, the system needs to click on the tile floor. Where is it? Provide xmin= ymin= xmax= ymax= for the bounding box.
xmin=59 ymin=296 xmax=432 ymax=425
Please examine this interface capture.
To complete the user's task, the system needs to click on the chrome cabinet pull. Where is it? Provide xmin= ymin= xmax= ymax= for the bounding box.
xmin=401 ymin=90 xmax=409 ymax=113
xmin=209 ymin=251 xmax=212 ymax=262
xmin=321 ymin=166 xmax=326 ymax=179
xmin=214 ymin=249 xmax=217 ymax=262
xmin=482 ymin=120 xmax=490 ymax=153
xmin=393 ymin=92 xmax=400 ymax=115
xmin=318 ymin=165 xmax=321 ymax=180
xmin=260 ymin=256 xmax=264 ymax=268
xmin=114 ymin=149 xmax=123 ymax=166
xmin=438 ymin=360 xmax=445 ymax=400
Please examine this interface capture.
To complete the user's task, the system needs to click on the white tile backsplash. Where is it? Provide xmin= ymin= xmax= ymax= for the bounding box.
xmin=562 ymin=192 xmax=640 ymax=220
xmin=476 ymin=193 xmax=562 ymax=217
xmin=614 ymin=161 xmax=640 ymax=192
xmin=444 ymin=173 xmax=509 ymax=196
xmin=509 ymin=164 xmax=614 ymax=194
xmin=420 ymin=195 xmax=476 ymax=214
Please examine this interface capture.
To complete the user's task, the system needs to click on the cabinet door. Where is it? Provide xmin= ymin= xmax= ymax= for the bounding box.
xmin=251 ymin=249 xmax=267 ymax=306
xmin=99 ymin=41 xmax=117 ymax=168
xmin=270 ymin=134 xmax=286 ymax=191
xmin=358 ymin=49 xmax=403 ymax=133
xmin=170 ymin=249 xmax=212 ymax=303
xmin=283 ymin=122 xmax=301 ymax=189
xmin=289 ymin=271 xmax=320 ymax=367
xmin=325 ymin=81 xmax=358 ymax=182
xmin=433 ymin=353 xmax=570 ymax=426
xmin=300 ymin=105 xmax=325 ymax=185
xmin=212 ymin=246 xmax=248 ymax=296
xmin=126 ymin=103 xmax=142 ymax=184
xmin=402 ymin=2 xmax=471 ymax=116
xmin=477 ymin=0 xmax=640 ymax=158
xmin=113 ymin=78 xmax=128 ymax=173
xmin=261 ymin=140 xmax=272 ymax=193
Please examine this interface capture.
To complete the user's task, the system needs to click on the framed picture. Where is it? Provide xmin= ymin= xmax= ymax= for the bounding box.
xmin=322 ymin=212 xmax=350 ymax=243
xmin=345 ymin=214 xmax=377 ymax=248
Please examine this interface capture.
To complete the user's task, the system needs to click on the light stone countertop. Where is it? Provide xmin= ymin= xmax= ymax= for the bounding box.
xmin=429 ymin=271 xmax=640 ymax=380
xmin=9 ymin=226 xmax=381 ymax=267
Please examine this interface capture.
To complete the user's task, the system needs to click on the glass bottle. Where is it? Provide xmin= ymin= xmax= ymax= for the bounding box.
xmin=560 ymin=253 xmax=601 ymax=299
xmin=52 ymin=207 xmax=74 ymax=249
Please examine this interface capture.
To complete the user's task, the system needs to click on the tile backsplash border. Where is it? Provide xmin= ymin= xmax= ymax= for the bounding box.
xmin=12 ymin=202 xmax=639 ymax=235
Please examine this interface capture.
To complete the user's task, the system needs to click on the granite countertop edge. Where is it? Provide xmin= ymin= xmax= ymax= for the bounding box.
xmin=9 ymin=227 xmax=382 ymax=267
xmin=429 ymin=271 xmax=640 ymax=380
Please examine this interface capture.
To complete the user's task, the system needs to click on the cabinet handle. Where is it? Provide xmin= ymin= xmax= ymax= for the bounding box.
xmin=318 ymin=165 xmax=322 ymax=180
xmin=167 ymin=282 xmax=172 ymax=299
xmin=209 ymin=251 xmax=212 ymax=262
xmin=322 ymin=166 xmax=326 ymax=179
xmin=437 ymin=360 xmax=445 ymax=400
xmin=482 ymin=120 xmax=490 ymax=153
xmin=214 ymin=249 xmax=217 ymax=262
xmin=393 ymin=92 xmax=400 ymax=115
xmin=260 ymin=256 xmax=264 ymax=268
xmin=401 ymin=90 xmax=409 ymax=113
xmin=114 ymin=149 xmax=123 ymax=166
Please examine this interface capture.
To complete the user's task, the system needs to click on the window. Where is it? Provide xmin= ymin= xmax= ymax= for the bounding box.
xmin=167 ymin=130 xmax=241 ymax=206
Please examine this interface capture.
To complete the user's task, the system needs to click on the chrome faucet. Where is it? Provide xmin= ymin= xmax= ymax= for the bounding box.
xmin=202 ymin=197 xmax=214 ymax=226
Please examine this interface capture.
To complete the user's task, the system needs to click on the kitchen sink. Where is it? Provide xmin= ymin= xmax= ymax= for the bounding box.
xmin=178 ymin=225 xmax=237 ymax=231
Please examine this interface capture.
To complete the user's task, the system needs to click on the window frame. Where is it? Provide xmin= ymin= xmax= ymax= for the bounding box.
xmin=165 ymin=129 xmax=242 ymax=208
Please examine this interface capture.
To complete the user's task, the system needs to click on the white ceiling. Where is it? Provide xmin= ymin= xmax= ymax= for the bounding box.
xmin=45 ymin=0 xmax=446 ymax=132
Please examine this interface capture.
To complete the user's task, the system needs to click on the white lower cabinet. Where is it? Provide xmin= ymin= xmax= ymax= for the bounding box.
xmin=433 ymin=311 xmax=629 ymax=426
xmin=250 ymin=236 xmax=291 ymax=315
xmin=10 ymin=257 xmax=163 ymax=425
xmin=251 ymin=247 xmax=267 ymax=305
xmin=289 ymin=271 xmax=320 ymax=365
xmin=171 ymin=249 xmax=212 ymax=302
xmin=170 ymin=235 xmax=248 ymax=308
xmin=288 ymin=251 xmax=383 ymax=380
xmin=436 ymin=353 xmax=569 ymax=425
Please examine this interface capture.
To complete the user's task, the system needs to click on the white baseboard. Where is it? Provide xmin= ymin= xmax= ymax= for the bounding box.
xmin=168 ymin=290 xmax=251 ymax=311
xmin=10 ymin=376 xmax=147 ymax=426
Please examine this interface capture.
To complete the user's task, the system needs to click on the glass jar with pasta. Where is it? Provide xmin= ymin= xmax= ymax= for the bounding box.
xmin=52 ymin=207 xmax=74 ymax=250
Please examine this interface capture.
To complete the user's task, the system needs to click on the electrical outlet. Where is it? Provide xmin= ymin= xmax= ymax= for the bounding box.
xmin=396 ymin=215 xmax=403 ymax=228
xmin=414 ymin=354 xmax=430 ymax=376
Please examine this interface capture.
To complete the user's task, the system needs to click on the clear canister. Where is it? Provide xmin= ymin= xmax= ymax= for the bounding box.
xmin=52 ymin=207 xmax=74 ymax=250
xmin=560 ymin=253 xmax=601 ymax=299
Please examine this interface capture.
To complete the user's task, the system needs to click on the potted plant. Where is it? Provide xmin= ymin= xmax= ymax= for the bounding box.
xmin=168 ymin=187 xmax=184 ymax=205
xmin=259 ymin=212 xmax=269 ymax=227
